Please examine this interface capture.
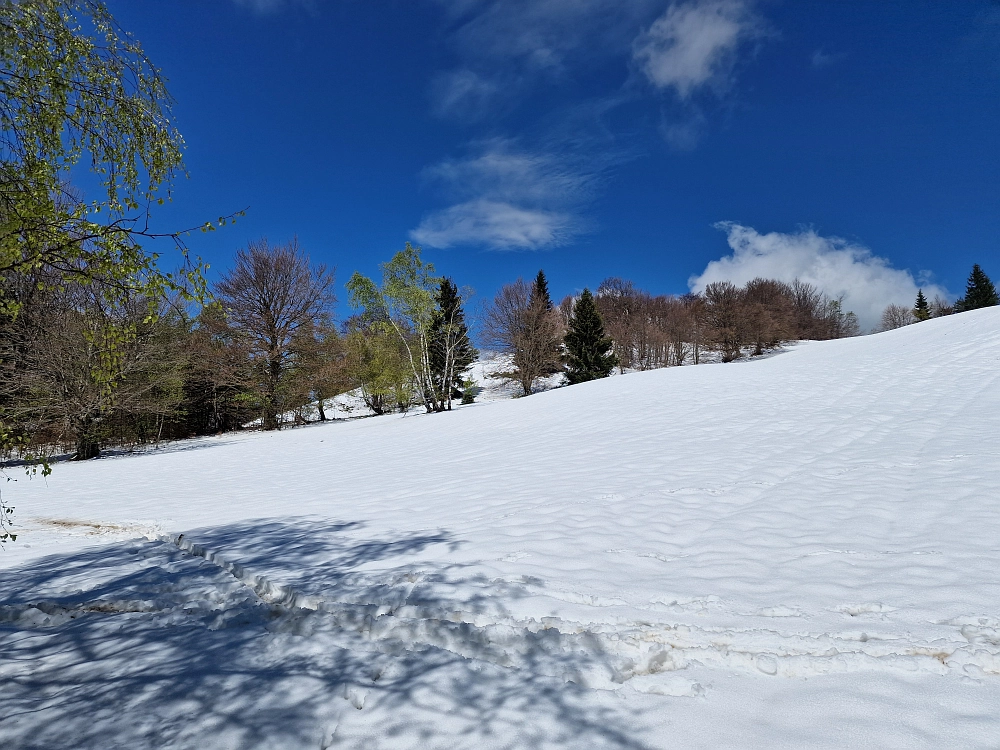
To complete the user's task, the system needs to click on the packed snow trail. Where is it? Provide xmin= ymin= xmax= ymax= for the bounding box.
xmin=2 ymin=308 xmax=1000 ymax=748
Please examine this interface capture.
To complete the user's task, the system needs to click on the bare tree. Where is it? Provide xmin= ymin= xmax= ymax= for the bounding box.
xmin=880 ymin=303 xmax=915 ymax=331
xmin=215 ymin=238 xmax=336 ymax=430
xmin=483 ymin=279 xmax=563 ymax=395
xmin=0 ymin=275 xmax=186 ymax=459
xmin=742 ymin=278 xmax=794 ymax=356
xmin=930 ymin=295 xmax=953 ymax=318
xmin=595 ymin=277 xmax=639 ymax=372
xmin=703 ymin=281 xmax=745 ymax=362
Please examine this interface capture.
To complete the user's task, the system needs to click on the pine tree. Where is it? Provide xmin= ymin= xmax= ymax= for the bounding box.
xmin=428 ymin=278 xmax=478 ymax=410
xmin=564 ymin=288 xmax=617 ymax=384
xmin=955 ymin=264 xmax=999 ymax=312
xmin=913 ymin=289 xmax=930 ymax=322
xmin=532 ymin=270 xmax=553 ymax=310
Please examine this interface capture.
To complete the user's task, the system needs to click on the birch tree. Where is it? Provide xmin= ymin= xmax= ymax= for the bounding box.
xmin=346 ymin=243 xmax=441 ymax=413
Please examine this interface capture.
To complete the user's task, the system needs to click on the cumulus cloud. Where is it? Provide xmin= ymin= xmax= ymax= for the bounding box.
xmin=411 ymin=141 xmax=595 ymax=250
xmin=689 ymin=223 xmax=948 ymax=331
xmin=633 ymin=0 xmax=762 ymax=99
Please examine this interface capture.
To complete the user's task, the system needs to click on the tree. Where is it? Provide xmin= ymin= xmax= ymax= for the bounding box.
xmin=703 ymin=281 xmax=744 ymax=362
xmin=0 ymin=0 xmax=233 ymax=313
xmin=427 ymin=278 xmax=477 ymax=411
xmin=343 ymin=321 xmax=414 ymax=415
xmin=742 ymin=278 xmax=794 ymax=356
xmin=880 ymin=303 xmax=914 ymax=331
xmin=913 ymin=290 xmax=930 ymax=322
xmin=215 ymin=238 xmax=335 ymax=430
xmin=288 ymin=320 xmax=347 ymax=422
xmin=954 ymin=264 xmax=999 ymax=312
xmin=0 ymin=274 xmax=186 ymax=459
xmin=930 ymin=295 xmax=953 ymax=318
xmin=533 ymin=270 xmax=553 ymax=310
xmin=347 ymin=243 xmax=441 ymax=413
xmin=564 ymin=289 xmax=617 ymax=384
xmin=483 ymin=278 xmax=563 ymax=396
xmin=595 ymin=277 xmax=639 ymax=372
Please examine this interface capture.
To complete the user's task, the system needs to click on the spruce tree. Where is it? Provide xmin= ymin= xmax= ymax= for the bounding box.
xmin=913 ymin=289 xmax=930 ymax=321
xmin=564 ymin=288 xmax=617 ymax=384
xmin=428 ymin=278 xmax=478 ymax=410
xmin=532 ymin=270 xmax=553 ymax=310
xmin=955 ymin=264 xmax=999 ymax=312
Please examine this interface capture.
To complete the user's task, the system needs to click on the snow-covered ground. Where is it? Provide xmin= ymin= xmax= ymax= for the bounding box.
xmin=2 ymin=308 xmax=1000 ymax=749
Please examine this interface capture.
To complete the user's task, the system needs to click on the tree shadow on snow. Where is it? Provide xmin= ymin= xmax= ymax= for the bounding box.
xmin=0 ymin=518 xmax=655 ymax=750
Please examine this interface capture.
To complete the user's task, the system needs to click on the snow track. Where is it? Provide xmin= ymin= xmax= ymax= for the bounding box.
xmin=160 ymin=531 xmax=1000 ymax=689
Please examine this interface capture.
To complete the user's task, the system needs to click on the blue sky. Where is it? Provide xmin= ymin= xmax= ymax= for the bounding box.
xmin=107 ymin=0 xmax=1000 ymax=329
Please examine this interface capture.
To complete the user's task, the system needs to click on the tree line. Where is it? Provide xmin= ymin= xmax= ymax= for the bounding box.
xmin=880 ymin=264 xmax=998 ymax=331
xmin=4 ymin=242 xmax=996 ymax=462
xmin=483 ymin=273 xmax=862 ymax=396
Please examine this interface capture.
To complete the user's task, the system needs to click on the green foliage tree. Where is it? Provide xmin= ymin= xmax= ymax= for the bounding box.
xmin=564 ymin=288 xmax=617 ymax=384
xmin=346 ymin=243 xmax=441 ymax=413
xmin=954 ymin=264 xmax=999 ymax=312
xmin=344 ymin=323 xmax=414 ymax=415
xmin=1 ymin=0 xmax=238 ymax=532
xmin=0 ymin=0 xmax=233 ymax=309
xmin=428 ymin=278 xmax=477 ymax=411
xmin=913 ymin=289 xmax=930 ymax=321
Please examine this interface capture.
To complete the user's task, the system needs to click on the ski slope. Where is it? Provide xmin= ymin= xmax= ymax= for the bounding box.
xmin=2 ymin=308 xmax=1000 ymax=749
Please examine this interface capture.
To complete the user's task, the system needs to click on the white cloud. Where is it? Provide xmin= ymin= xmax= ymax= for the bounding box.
xmin=689 ymin=223 xmax=949 ymax=331
xmin=411 ymin=141 xmax=595 ymax=250
xmin=411 ymin=200 xmax=574 ymax=250
xmin=429 ymin=0 xmax=663 ymax=117
xmin=633 ymin=0 xmax=761 ymax=99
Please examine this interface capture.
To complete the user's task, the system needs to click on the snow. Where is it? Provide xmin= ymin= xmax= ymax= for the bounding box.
xmin=2 ymin=308 xmax=1000 ymax=748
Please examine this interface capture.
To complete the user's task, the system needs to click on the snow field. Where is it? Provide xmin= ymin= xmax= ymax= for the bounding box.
xmin=2 ymin=307 xmax=1000 ymax=747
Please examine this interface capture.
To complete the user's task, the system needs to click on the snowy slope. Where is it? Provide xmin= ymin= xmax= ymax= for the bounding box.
xmin=2 ymin=308 xmax=1000 ymax=749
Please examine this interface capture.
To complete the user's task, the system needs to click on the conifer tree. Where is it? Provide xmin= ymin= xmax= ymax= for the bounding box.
xmin=564 ymin=288 xmax=617 ymax=384
xmin=428 ymin=278 xmax=478 ymax=410
xmin=913 ymin=289 xmax=930 ymax=321
xmin=955 ymin=264 xmax=999 ymax=312
xmin=532 ymin=270 xmax=553 ymax=310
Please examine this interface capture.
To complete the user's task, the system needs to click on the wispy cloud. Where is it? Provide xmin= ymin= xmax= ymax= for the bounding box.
xmin=689 ymin=223 xmax=949 ymax=331
xmin=412 ymin=201 xmax=575 ymax=251
xmin=411 ymin=141 xmax=597 ymax=250
xmin=429 ymin=0 xmax=663 ymax=119
xmin=633 ymin=0 xmax=764 ymax=99
xmin=430 ymin=69 xmax=503 ymax=121
xmin=231 ymin=0 xmax=315 ymax=13
xmin=810 ymin=48 xmax=845 ymax=68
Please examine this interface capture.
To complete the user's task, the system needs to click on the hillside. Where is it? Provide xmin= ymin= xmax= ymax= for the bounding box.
xmin=2 ymin=308 xmax=1000 ymax=749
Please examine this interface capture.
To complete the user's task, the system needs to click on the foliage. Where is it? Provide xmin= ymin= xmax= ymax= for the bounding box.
xmin=428 ymin=278 xmax=478 ymax=411
xmin=343 ymin=323 xmax=413 ymax=415
xmin=954 ymin=264 xmax=998 ymax=312
xmin=913 ymin=290 xmax=930 ymax=322
xmin=347 ymin=243 xmax=441 ymax=413
xmin=564 ymin=288 xmax=617 ymax=384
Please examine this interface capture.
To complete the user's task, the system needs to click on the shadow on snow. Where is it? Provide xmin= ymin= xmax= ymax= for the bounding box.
xmin=0 ymin=517 xmax=654 ymax=750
